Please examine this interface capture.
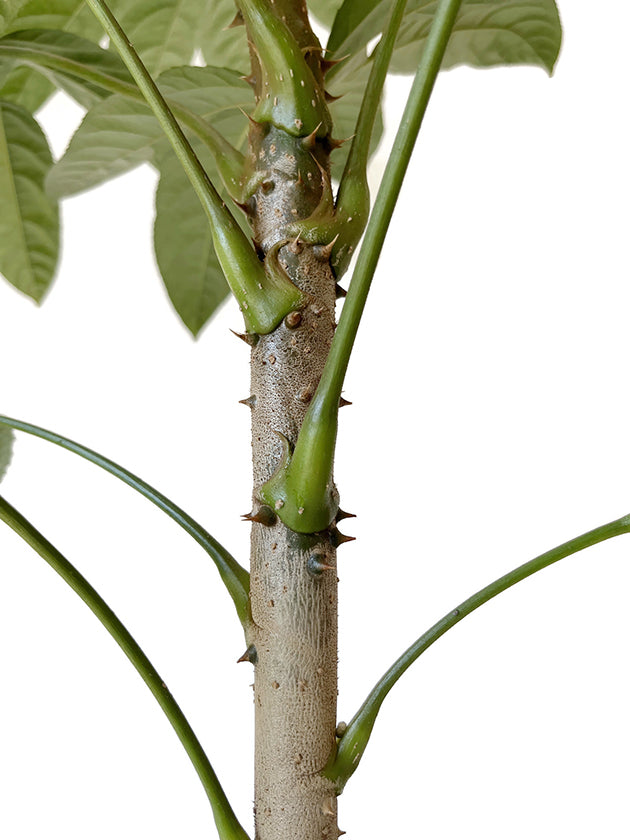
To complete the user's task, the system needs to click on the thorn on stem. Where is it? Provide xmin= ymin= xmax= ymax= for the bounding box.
xmin=335 ymin=283 xmax=347 ymax=299
xmin=230 ymin=329 xmax=259 ymax=347
xmin=239 ymin=395 xmax=257 ymax=409
xmin=338 ymin=396 xmax=352 ymax=408
xmin=237 ymin=644 xmax=258 ymax=665
xmin=335 ymin=509 xmax=356 ymax=522
xmin=242 ymin=505 xmax=277 ymax=526
xmin=330 ymin=527 xmax=355 ymax=548
xmin=307 ymin=552 xmax=335 ymax=577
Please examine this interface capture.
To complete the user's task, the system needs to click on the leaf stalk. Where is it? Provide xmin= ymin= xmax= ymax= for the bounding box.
xmin=0 ymin=493 xmax=250 ymax=840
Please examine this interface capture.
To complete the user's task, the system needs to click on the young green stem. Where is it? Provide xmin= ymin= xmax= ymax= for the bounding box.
xmin=262 ymin=0 xmax=463 ymax=532
xmin=84 ymin=0 xmax=303 ymax=334
xmin=0 ymin=415 xmax=251 ymax=629
xmin=326 ymin=512 xmax=630 ymax=792
xmin=0 ymin=493 xmax=250 ymax=840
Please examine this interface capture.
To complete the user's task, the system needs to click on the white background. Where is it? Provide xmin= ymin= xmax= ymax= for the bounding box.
xmin=1 ymin=2 xmax=629 ymax=837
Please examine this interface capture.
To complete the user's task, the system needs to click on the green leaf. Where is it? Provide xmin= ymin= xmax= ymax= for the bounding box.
xmin=47 ymin=64 xmax=250 ymax=198
xmin=0 ymin=65 xmax=54 ymax=112
xmin=0 ymin=100 xmax=59 ymax=301
xmin=0 ymin=29 xmax=137 ymax=108
xmin=154 ymin=143 xmax=230 ymax=337
xmin=197 ymin=0 xmax=250 ymax=73
xmin=328 ymin=0 xmax=562 ymax=76
xmin=327 ymin=58 xmax=383 ymax=181
xmin=109 ymin=0 xmax=207 ymax=75
xmin=307 ymin=0 xmax=345 ymax=29
xmin=0 ymin=426 xmax=13 ymax=483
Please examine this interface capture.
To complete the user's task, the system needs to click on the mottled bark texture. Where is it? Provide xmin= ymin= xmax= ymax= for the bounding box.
xmin=239 ymin=3 xmax=343 ymax=838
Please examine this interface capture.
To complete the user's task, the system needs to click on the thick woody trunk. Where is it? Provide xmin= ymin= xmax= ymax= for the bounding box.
xmin=240 ymin=6 xmax=341 ymax=839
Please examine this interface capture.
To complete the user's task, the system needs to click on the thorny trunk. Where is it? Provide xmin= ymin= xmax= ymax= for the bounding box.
xmin=240 ymin=3 xmax=343 ymax=839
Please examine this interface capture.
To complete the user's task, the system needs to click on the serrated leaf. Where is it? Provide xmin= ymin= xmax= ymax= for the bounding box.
xmin=48 ymin=65 xmax=250 ymax=198
xmin=329 ymin=0 xmax=562 ymax=76
xmin=0 ymin=100 xmax=59 ymax=301
xmin=0 ymin=425 xmax=13 ymax=483
xmin=154 ymin=144 xmax=230 ymax=337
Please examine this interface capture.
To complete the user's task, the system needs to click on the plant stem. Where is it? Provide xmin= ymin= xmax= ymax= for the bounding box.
xmin=327 ymin=512 xmax=630 ymax=791
xmin=0 ymin=414 xmax=251 ymax=629
xmin=0 ymin=493 xmax=250 ymax=840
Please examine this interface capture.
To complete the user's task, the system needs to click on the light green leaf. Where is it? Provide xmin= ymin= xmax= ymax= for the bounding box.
xmin=47 ymin=64 xmax=250 ymax=198
xmin=197 ymin=0 xmax=250 ymax=74
xmin=0 ymin=64 xmax=54 ymax=111
xmin=154 ymin=143 xmax=230 ymax=336
xmin=327 ymin=57 xmax=383 ymax=181
xmin=0 ymin=100 xmax=59 ymax=301
xmin=328 ymin=0 xmax=562 ymax=76
xmin=307 ymin=0 xmax=344 ymax=29
xmin=110 ymin=0 xmax=207 ymax=75
xmin=0 ymin=426 xmax=13 ymax=483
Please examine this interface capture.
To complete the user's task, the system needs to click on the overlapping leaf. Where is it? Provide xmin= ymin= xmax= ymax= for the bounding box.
xmin=0 ymin=100 xmax=59 ymax=301
xmin=328 ymin=0 xmax=562 ymax=75
xmin=48 ymin=64 xmax=250 ymax=198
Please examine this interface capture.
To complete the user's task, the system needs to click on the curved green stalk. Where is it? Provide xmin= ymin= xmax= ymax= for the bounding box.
xmin=83 ymin=0 xmax=304 ymax=334
xmin=325 ymin=512 xmax=630 ymax=792
xmin=262 ymin=0 xmax=463 ymax=532
xmin=331 ymin=0 xmax=409 ymax=277
xmin=0 ymin=493 xmax=250 ymax=840
xmin=0 ymin=415 xmax=250 ymax=629
xmin=0 ymin=32 xmax=246 ymax=198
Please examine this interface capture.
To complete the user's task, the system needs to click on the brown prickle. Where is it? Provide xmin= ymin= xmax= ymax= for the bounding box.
xmin=240 ymin=73 xmax=256 ymax=88
xmin=314 ymin=234 xmax=340 ymax=262
xmin=288 ymin=236 xmax=303 ymax=255
xmin=226 ymin=9 xmax=244 ymax=28
xmin=335 ymin=508 xmax=356 ymax=522
xmin=329 ymin=527 xmax=355 ymax=548
xmin=242 ymin=504 xmax=278 ymax=526
xmin=284 ymin=310 xmax=303 ymax=329
xmin=301 ymin=122 xmax=322 ymax=151
xmin=237 ymin=644 xmax=258 ymax=664
xmin=307 ymin=552 xmax=335 ymax=577
xmin=338 ymin=396 xmax=352 ymax=408
xmin=335 ymin=283 xmax=347 ymax=299
xmin=230 ymin=329 xmax=259 ymax=347
xmin=324 ymin=90 xmax=343 ymax=103
xmin=239 ymin=395 xmax=257 ymax=409
xmin=320 ymin=54 xmax=348 ymax=76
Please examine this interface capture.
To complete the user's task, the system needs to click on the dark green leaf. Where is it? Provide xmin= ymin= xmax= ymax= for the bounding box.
xmin=154 ymin=143 xmax=230 ymax=337
xmin=0 ymin=426 xmax=13 ymax=483
xmin=197 ymin=0 xmax=250 ymax=74
xmin=0 ymin=100 xmax=59 ymax=301
xmin=47 ymin=65 xmax=250 ymax=198
xmin=328 ymin=0 xmax=562 ymax=76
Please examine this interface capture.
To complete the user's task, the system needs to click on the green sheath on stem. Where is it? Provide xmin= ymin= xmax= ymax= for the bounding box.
xmin=83 ymin=0 xmax=304 ymax=334
xmin=325 ymin=512 xmax=630 ymax=793
xmin=237 ymin=0 xmax=331 ymax=137
xmin=0 ymin=494 xmax=250 ymax=840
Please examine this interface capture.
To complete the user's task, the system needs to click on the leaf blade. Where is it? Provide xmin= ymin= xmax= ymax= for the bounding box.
xmin=329 ymin=0 xmax=562 ymax=76
xmin=0 ymin=100 xmax=59 ymax=301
